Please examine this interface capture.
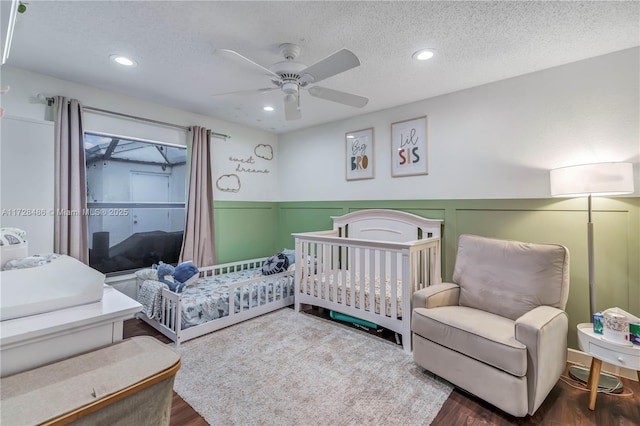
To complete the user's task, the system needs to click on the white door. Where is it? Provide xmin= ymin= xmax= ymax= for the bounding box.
xmin=130 ymin=172 xmax=170 ymax=234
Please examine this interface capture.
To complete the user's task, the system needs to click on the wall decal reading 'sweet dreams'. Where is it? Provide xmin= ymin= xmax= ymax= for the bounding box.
xmin=391 ymin=116 xmax=428 ymax=177
xmin=345 ymin=128 xmax=374 ymax=181
xmin=228 ymin=155 xmax=270 ymax=174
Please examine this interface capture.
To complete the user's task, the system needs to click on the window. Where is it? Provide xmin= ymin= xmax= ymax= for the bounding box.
xmin=84 ymin=132 xmax=187 ymax=274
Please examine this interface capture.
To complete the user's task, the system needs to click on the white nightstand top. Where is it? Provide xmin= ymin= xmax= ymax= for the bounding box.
xmin=577 ymin=323 xmax=640 ymax=370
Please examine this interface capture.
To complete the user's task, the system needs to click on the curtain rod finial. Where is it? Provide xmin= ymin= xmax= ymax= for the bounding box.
xmin=35 ymin=93 xmax=54 ymax=106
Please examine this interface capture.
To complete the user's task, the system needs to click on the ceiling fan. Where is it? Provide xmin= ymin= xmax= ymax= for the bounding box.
xmin=214 ymin=43 xmax=369 ymax=120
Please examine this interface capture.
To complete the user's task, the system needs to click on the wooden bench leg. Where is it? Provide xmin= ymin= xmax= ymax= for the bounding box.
xmin=587 ymin=357 xmax=602 ymax=411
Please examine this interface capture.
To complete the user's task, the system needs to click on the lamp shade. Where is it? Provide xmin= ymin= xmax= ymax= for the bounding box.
xmin=550 ymin=162 xmax=634 ymax=197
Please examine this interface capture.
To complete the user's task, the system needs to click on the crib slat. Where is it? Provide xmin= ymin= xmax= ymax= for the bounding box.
xmin=369 ymin=249 xmax=375 ymax=313
xmin=359 ymin=248 xmax=365 ymax=311
xmin=310 ymin=243 xmax=317 ymax=299
xmin=341 ymin=245 xmax=347 ymax=307
xmin=349 ymin=246 xmax=356 ymax=310
xmin=320 ymin=243 xmax=327 ymax=301
xmin=390 ymin=254 xmax=397 ymax=319
xmin=332 ymin=244 xmax=338 ymax=305
xmin=380 ymin=250 xmax=386 ymax=317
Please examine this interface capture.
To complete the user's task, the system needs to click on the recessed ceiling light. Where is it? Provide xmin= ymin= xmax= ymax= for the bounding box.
xmin=263 ymin=106 xmax=275 ymax=112
xmin=412 ymin=49 xmax=435 ymax=61
xmin=110 ymin=55 xmax=137 ymax=67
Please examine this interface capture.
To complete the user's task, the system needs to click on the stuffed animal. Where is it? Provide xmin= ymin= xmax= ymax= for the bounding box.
xmin=152 ymin=261 xmax=200 ymax=293
xmin=153 ymin=263 xmax=185 ymax=293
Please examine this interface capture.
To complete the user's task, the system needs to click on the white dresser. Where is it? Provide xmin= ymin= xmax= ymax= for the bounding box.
xmin=0 ymin=286 xmax=142 ymax=377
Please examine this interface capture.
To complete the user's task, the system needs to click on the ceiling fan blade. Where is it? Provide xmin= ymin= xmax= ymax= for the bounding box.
xmin=300 ymin=49 xmax=360 ymax=84
xmin=217 ymin=49 xmax=281 ymax=79
xmin=284 ymin=98 xmax=302 ymax=121
xmin=307 ymin=86 xmax=369 ymax=108
xmin=211 ymin=87 xmax=277 ymax=97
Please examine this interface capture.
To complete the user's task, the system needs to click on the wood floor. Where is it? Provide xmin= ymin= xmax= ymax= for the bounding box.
xmin=123 ymin=313 xmax=640 ymax=426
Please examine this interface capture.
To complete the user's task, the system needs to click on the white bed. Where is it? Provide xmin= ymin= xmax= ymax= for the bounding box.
xmin=136 ymin=257 xmax=295 ymax=346
xmin=293 ymin=209 xmax=443 ymax=352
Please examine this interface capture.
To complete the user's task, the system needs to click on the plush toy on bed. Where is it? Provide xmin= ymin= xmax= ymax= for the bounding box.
xmin=152 ymin=261 xmax=199 ymax=293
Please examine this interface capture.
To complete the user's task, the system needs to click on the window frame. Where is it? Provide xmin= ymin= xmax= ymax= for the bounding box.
xmin=84 ymin=131 xmax=188 ymax=276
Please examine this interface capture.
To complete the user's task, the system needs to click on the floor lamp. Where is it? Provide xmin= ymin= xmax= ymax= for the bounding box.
xmin=550 ymin=162 xmax=635 ymax=391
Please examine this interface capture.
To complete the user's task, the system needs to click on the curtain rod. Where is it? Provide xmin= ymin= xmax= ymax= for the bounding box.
xmin=42 ymin=95 xmax=230 ymax=140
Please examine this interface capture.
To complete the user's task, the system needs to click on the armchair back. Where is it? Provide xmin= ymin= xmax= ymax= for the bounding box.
xmin=453 ymin=234 xmax=570 ymax=320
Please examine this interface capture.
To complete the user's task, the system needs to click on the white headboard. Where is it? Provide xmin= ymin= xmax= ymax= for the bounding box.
xmin=331 ymin=209 xmax=442 ymax=242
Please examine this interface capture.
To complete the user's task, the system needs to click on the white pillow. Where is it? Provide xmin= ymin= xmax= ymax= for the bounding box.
xmin=135 ymin=268 xmax=158 ymax=281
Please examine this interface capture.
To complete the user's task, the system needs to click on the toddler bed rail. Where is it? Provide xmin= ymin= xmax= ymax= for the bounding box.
xmin=137 ymin=257 xmax=294 ymax=346
xmin=293 ymin=209 xmax=442 ymax=353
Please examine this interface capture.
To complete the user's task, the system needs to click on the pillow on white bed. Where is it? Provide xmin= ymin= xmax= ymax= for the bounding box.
xmin=136 ymin=267 xmax=198 ymax=287
xmin=135 ymin=268 xmax=159 ymax=281
xmin=262 ymin=253 xmax=289 ymax=275
xmin=281 ymin=248 xmax=295 ymax=265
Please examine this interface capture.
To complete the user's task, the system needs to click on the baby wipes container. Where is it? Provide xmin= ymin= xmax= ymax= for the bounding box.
xmin=603 ymin=310 xmax=630 ymax=344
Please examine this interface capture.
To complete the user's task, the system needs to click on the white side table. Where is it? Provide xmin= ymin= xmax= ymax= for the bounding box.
xmin=576 ymin=323 xmax=640 ymax=410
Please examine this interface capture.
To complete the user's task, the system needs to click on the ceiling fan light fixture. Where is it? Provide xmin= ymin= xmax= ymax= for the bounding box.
xmin=282 ymin=81 xmax=298 ymax=95
xmin=284 ymin=94 xmax=297 ymax=103
xmin=110 ymin=55 xmax=137 ymax=67
xmin=412 ymin=49 xmax=435 ymax=61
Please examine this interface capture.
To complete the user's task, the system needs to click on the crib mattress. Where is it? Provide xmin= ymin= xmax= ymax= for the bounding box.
xmin=300 ymin=273 xmax=403 ymax=318
xmin=0 ymin=255 xmax=105 ymax=321
xmin=181 ymin=267 xmax=294 ymax=329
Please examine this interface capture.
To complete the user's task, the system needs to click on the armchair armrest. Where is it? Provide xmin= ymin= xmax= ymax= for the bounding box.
xmin=515 ymin=305 xmax=568 ymax=415
xmin=413 ymin=282 xmax=460 ymax=309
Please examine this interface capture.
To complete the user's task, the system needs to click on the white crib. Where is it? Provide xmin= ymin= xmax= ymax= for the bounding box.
xmin=293 ymin=209 xmax=443 ymax=353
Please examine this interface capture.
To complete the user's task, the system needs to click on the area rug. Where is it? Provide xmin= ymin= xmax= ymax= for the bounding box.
xmin=173 ymin=308 xmax=452 ymax=425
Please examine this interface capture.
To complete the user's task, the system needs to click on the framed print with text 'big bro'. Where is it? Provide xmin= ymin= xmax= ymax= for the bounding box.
xmin=345 ymin=127 xmax=374 ymax=181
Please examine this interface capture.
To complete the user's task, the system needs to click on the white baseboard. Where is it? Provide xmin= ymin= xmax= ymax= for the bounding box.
xmin=567 ymin=348 xmax=638 ymax=382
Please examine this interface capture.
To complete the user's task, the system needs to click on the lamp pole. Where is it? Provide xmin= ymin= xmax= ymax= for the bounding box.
xmin=587 ymin=194 xmax=595 ymax=317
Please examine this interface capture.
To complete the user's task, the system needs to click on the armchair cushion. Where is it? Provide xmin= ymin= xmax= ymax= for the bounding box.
xmin=413 ymin=306 xmax=527 ymax=376
xmin=454 ymin=234 xmax=570 ymax=320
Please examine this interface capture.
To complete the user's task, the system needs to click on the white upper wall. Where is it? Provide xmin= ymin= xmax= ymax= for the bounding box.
xmin=278 ymin=48 xmax=639 ymax=201
xmin=0 ymin=65 xmax=279 ymax=202
xmin=2 ymin=47 xmax=638 ymax=209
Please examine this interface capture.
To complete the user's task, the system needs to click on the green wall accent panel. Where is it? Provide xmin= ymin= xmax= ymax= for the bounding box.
xmin=214 ymin=202 xmax=278 ymax=264
xmin=277 ymin=206 xmax=345 ymax=250
xmin=213 ymin=197 xmax=639 ymax=352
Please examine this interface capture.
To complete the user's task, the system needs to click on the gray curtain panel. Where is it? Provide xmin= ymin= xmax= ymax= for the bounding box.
xmin=54 ymin=96 xmax=89 ymax=263
xmin=180 ymin=126 xmax=216 ymax=266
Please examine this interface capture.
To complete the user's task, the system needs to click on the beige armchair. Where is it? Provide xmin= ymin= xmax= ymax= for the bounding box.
xmin=412 ymin=234 xmax=570 ymax=417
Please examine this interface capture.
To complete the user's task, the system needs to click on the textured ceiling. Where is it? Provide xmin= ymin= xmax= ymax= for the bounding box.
xmin=5 ymin=1 xmax=639 ymax=133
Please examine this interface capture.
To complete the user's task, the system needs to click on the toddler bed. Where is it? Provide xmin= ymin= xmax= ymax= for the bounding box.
xmin=136 ymin=256 xmax=294 ymax=346
xmin=293 ymin=209 xmax=443 ymax=352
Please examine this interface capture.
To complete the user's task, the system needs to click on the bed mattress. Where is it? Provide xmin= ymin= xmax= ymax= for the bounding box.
xmin=180 ymin=267 xmax=294 ymax=329
xmin=1 ymin=255 xmax=105 ymax=321
xmin=300 ymin=273 xmax=404 ymax=318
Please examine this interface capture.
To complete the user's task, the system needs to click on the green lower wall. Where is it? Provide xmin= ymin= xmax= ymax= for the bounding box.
xmin=214 ymin=197 xmax=640 ymax=350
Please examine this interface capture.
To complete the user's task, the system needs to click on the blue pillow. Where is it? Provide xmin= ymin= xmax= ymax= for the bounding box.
xmin=262 ymin=253 xmax=289 ymax=275
xmin=281 ymin=248 xmax=295 ymax=265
